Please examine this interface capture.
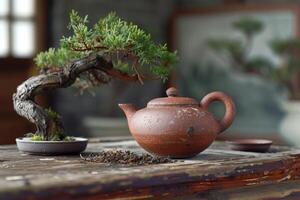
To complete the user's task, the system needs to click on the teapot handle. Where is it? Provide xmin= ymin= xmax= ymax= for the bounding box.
xmin=200 ymin=92 xmax=236 ymax=134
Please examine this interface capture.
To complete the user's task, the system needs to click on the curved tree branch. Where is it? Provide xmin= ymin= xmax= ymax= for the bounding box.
xmin=13 ymin=54 xmax=138 ymax=139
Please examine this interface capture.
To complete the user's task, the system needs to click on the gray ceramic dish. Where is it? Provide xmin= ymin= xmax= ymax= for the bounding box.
xmin=16 ymin=137 xmax=88 ymax=155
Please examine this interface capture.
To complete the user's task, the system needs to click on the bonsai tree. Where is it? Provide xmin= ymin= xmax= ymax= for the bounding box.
xmin=207 ymin=18 xmax=273 ymax=75
xmin=13 ymin=10 xmax=177 ymax=141
xmin=270 ymin=38 xmax=300 ymax=99
xmin=207 ymin=17 xmax=300 ymax=99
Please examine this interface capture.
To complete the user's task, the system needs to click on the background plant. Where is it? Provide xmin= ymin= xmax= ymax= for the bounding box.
xmin=270 ymin=39 xmax=300 ymax=99
xmin=207 ymin=17 xmax=300 ymax=99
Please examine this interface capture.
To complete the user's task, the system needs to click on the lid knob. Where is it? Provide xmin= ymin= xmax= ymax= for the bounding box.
xmin=166 ymin=87 xmax=179 ymax=97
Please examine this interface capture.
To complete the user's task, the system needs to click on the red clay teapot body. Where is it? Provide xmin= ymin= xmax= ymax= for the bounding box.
xmin=119 ymin=87 xmax=235 ymax=158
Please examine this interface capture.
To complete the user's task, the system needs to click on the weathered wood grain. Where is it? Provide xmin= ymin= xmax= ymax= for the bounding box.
xmin=1 ymin=139 xmax=300 ymax=200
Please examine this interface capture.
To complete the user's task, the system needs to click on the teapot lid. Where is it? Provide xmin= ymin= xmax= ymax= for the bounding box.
xmin=147 ymin=87 xmax=198 ymax=107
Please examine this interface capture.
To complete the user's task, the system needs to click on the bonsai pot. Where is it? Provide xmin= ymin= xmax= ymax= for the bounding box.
xmin=279 ymin=101 xmax=300 ymax=147
xmin=16 ymin=137 xmax=88 ymax=155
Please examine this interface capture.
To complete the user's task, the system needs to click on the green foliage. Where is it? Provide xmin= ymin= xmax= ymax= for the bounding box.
xmin=64 ymin=136 xmax=76 ymax=142
xmin=31 ymin=134 xmax=44 ymax=141
xmin=30 ymin=133 xmax=75 ymax=141
xmin=207 ymin=39 xmax=243 ymax=59
xmin=45 ymin=107 xmax=60 ymax=119
xmin=232 ymin=18 xmax=263 ymax=37
xmin=270 ymin=38 xmax=300 ymax=85
xmin=207 ymin=18 xmax=271 ymax=73
xmin=49 ymin=131 xmax=65 ymax=141
xmin=245 ymin=57 xmax=273 ymax=75
xmin=207 ymin=17 xmax=300 ymax=98
xmin=35 ymin=48 xmax=84 ymax=69
xmin=34 ymin=10 xmax=177 ymax=82
xmin=270 ymin=38 xmax=300 ymax=55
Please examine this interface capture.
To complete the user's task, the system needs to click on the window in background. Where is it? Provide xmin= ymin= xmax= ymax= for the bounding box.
xmin=0 ymin=0 xmax=46 ymax=145
xmin=0 ymin=0 xmax=36 ymax=58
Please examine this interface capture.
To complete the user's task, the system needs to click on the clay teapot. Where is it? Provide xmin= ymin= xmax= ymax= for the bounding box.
xmin=119 ymin=87 xmax=235 ymax=158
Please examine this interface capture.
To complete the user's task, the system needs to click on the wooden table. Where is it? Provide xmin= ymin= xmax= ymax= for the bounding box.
xmin=1 ymin=137 xmax=300 ymax=200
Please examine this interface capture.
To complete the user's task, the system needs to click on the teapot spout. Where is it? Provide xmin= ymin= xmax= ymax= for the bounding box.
xmin=118 ymin=104 xmax=137 ymax=120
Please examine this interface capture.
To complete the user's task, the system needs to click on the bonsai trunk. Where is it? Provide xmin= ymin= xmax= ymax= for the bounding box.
xmin=13 ymin=54 xmax=138 ymax=139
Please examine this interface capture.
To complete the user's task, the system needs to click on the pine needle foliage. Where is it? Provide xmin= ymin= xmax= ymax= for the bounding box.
xmin=35 ymin=10 xmax=177 ymax=84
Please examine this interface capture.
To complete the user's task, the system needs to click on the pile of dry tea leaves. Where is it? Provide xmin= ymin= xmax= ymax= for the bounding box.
xmin=80 ymin=150 xmax=174 ymax=166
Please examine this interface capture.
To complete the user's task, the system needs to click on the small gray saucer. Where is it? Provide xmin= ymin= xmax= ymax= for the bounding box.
xmin=16 ymin=137 xmax=88 ymax=155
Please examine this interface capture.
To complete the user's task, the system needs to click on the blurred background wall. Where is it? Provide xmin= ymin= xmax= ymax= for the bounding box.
xmin=2 ymin=0 xmax=300 ymax=144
